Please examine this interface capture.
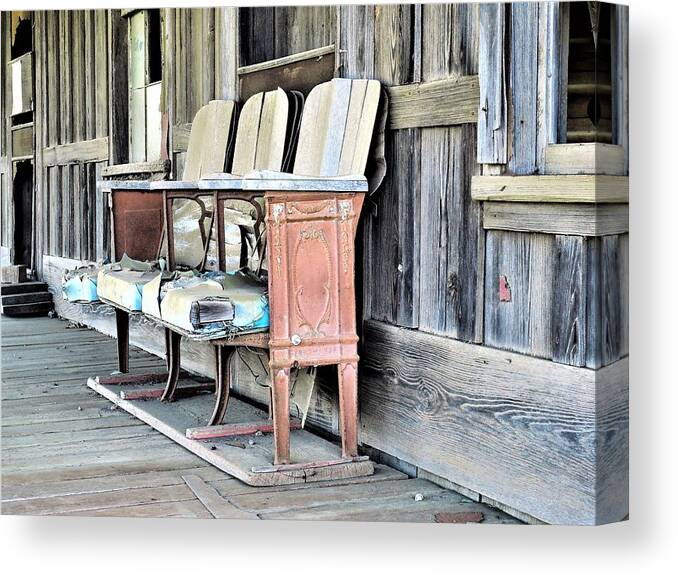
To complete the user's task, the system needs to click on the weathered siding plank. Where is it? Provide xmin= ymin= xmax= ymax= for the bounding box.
xmin=478 ymin=2 xmax=507 ymax=164
xmin=360 ymin=319 xmax=628 ymax=525
xmin=509 ymin=2 xmax=539 ymax=174
xmin=275 ymin=6 xmax=335 ymax=58
xmin=339 ymin=4 xmax=375 ymax=79
xmin=552 ymin=235 xmax=586 ymax=366
xmin=484 ymin=230 xmax=554 ymax=358
xmin=365 ymin=4 xmax=419 ymax=327
xmin=483 ymin=202 xmax=629 ymax=236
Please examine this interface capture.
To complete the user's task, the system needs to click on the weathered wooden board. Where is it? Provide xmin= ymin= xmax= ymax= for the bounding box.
xmin=359 ymin=320 xmax=628 ymax=525
xmin=419 ymin=124 xmax=480 ymax=340
xmin=367 ymin=128 xmax=420 ymax=328
xmin=387 ymin=76 xmax=479 ymax=129
xmin=483 ymin=202 xmax=629 ymax=236
xmin=551 ymin=235 xmax=587 ymax=366
xmin=544 ymin=143 xmax=626 ymax=176
xmin=275 ymin=6 xmax=335 ymax=58
xmin=509 ymin=2 xmax=539 ymax=174
xmin=484 ymin=230 xmax=554 ymax=358
xmin=88 ymin=377 xmax=374 ymax=487
xmin=43 ymin=137 xmax=109 ymax=166
xmin=471 ymin=175 xmax=629 ymax=203
xmin=477 ymin=2 xmax=507 ymax=164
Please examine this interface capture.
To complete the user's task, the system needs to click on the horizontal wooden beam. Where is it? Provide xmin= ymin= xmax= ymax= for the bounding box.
xmin=238 ymin=45 xmax=335 ymax=76
xmin=359 ymin=319 xmax=628 ymax=525
xmin=471 ymin=175 xmax=629 ymax=203
xmin=483 ymin=202 xmax=628 ymax=236
xmin=544 ymin=143 xmax=626 ymax=176
xmin=43 ymin=137 xmax=109 ymax=166
xmin=101 ymin=159 xmax=170 ymax=178
xmin=387 ymin=76 xmax=479 ymax=129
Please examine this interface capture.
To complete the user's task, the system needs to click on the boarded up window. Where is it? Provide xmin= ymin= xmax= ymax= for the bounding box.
xmin=128 ymin=9 xmax=163 ymax=162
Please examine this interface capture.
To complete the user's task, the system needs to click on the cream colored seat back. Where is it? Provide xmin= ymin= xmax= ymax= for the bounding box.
xmin=293 ymin=78 xmax=381 ymax=178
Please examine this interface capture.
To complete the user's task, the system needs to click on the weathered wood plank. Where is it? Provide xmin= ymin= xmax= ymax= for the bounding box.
xmin=231 ymin=478 xmax=443 ymax=515
xmin=214 ymin=7 xmax=239 ymax=100
xmin=108 ymin=9 xmax=128 ymax=165
xmin=94 ymin=10 xmax=108 ymax=138
xmin=101 ymin=159 xmax=170 ymax=178
xmin=611 ymin=5 xmax=629 ymax=173
xmin=544 ymin=143 xmax=626 ymax=175
xmin=483 ymin=202 xmax=629 ymax=236
xmin=338 ymin=4 xmax=375 ymax=79
xmin=43 ymin=137 xmax=109 ymax=166
xmin=263 ymin=492 xmax=516 ymax=523
xmin=618 ymin=233 xmax=629 ymax=357
xmin=387 ymin=76 xmax=479 ymax=129
xmin=360 ymin=319 xmax=628 ymax=525
xmin=1 ymin=482 xmax=203 ymax=516
xmin=419 ymin=124 xmax=479 ymax=340
xmin=274 ymin=6 xmax=335 ymax=59
xmin=535 ymin=2 xmax=560 ymax=171
xmin=478 ymin=3 xmax=507 ymax=164
xmin=239 ymin=7 xmax=275 ymax=66
xmin=373 ymin=3 xmax=412 ymax=85
xmin=471 ymin=175 xmax=629 ymax=203
xmin=484 ymin=230 xmax=554 ymax=358
xmin=509 ymin=2 xmax=539 ymax=174
xmin=552 ymin=235 xmax=586 ymax=366
xmin=368 ymin=129 xmax=420 ymax=327
xmin=1 ymin=466 xmax=223 ymax=502
xmin=88 ymin=377 xmax=374 ymax=487
xmin=182 ymin=474 xmax=258 ymax=519
xmin=585 ymin=235 xmax=623 ymax=368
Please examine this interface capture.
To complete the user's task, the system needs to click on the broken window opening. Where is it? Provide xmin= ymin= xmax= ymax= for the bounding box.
xmin=128 ymin=8 xmax=163 ymax=162
xmin=565 ymin=2 xmax=612 ymax=143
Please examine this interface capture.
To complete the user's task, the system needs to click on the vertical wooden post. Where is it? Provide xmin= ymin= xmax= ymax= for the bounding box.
xmin=108 ymin=9 xmax=128 ymax=166
xmin=214 ymin=7 xmax=239 ymax=101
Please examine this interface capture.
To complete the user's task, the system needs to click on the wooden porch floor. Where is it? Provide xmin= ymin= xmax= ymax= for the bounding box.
xmin=1 ymin=315 xmax=519 ymax=523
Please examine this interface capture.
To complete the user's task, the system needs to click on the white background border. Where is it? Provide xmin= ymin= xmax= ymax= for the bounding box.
xmin=1 ymin=0 xmax=676 ymax=572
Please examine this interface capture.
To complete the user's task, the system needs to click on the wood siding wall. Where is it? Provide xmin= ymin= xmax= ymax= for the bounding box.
xmin=2 ymin=4 xmax=628 ymax=525
xmin=34 ymin=10 xmax=110 ymax=269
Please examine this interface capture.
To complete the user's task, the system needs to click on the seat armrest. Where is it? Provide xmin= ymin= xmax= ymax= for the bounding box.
xmin=196 ymin=172 xmax=245 ymax=190
xmin=240 ymin=170 xmax=368 ymax=193
xmin=149 ymin=180 xmax=200 ymax=190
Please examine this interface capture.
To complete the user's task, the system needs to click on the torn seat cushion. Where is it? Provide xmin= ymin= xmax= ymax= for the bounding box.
xmin=97 ymin=268 xmax=161 ymax=311
xmin=62 ymin=265 xmax=100 ymax=303
xmin=151 ymin=271 xmax=269 ymax=337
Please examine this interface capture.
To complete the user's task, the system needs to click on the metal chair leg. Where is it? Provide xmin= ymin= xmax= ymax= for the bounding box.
xmin=338 ymin=361 xmax=359 ymax=458
xmin=164 ymin=327 xmax=171 ymax=370
xmin=115 ymin=308 xmax=129 ymax=374
xmin=208 ymin=346 xmax=234 ymax=426
xmin=160 ymin=329 xmax=182 ymax=402
xmin=271 ymin=367 xmax=291 ymax=465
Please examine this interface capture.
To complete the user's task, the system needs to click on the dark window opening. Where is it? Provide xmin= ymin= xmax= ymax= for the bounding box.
xmin=11 ymin=16 xmax=32 ymax=59
xmin=147 ymin=9 xmax=162 ymax=83
xmin=566 ymin=2 xmax=612 ymax=143
xmin=11 ymin=111 xmax=32 ymax=127
xmin=13 ymin=161 xmax=33 ymax=266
